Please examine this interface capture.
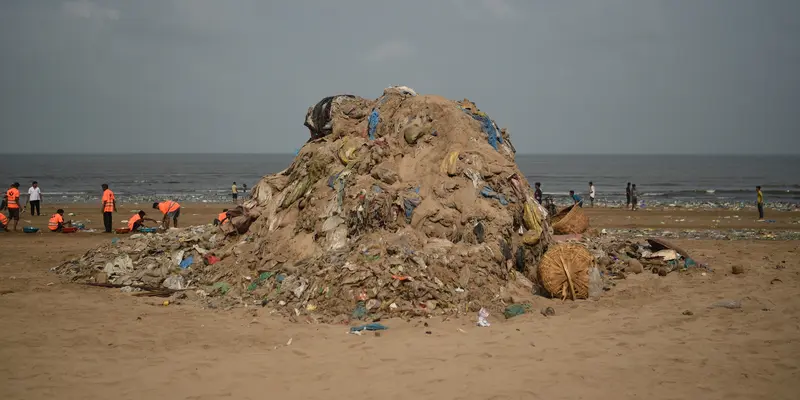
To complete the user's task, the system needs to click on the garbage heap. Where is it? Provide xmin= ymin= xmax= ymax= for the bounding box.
xmin=57 ymin=87 xmax=560 ymax=322
xmin=244 ymin=87 xmax=553 ymax=320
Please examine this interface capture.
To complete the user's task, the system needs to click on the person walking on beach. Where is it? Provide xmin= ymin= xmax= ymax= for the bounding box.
xmin=626 ymin=182 xmax=632 ymax=210
xmin=231 ymin=182 xmax=238 ymax=203
xmin=756 ymin=186 xmax=764 ymax=220
xmin=569 ymin=190 xmax=584 ymax=207
xmin=101 ymin=184 xmax=116 ymax=233
xmin=631 ymin=184 xmax=639 ymax=211
xmin=153 ymin=200 xmax=181 ymax=228
xmin=5 ymin=182 xmax=21 ymax=231
xmin=589 ymin=181 xmax=596 ymax=207
xmin=27 ymin=181 xmax=42 ymax=216
xmin=534 ymin=182 xmax=542 ymax=204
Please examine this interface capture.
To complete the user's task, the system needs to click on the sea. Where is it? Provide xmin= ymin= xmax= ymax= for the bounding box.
xmin=2 ymin=154 xmax=798 ymax=207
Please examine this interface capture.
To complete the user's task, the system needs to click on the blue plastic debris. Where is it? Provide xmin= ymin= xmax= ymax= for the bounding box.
xmin=179 ymin=256 xmax=194 ymax=269
xmin=349 ymin=323 xmax=388 ymax=333
xmin=367 ymin=109 xmax=379 ymax=140
xmin=460 ymin=109 xmax=504 ymax=150
xmin=351 ymin=301 xmax=368 ymax=320
xmin=480 ymin=186 xmax=509 ymax=206
xmin=327 ymin=171 xmax=342 ymax=189
xmin=403 ymin=191 xmax=422 ymax=223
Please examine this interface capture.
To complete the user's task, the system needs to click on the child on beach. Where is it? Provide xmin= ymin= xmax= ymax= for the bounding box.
xmin=569 ymin=190 xmax=584 ymax=207
xmin=631 ymin=184 xmax=639 ymax=211
xmin=589 ymin=181 xmax=596 ymax=207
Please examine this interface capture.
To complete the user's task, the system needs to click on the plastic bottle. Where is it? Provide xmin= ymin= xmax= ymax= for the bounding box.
xmin=588 ymin=266 xmax=602 ymax=300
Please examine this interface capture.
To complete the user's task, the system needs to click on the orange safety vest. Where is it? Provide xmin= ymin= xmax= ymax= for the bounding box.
xmin=217 ymin=212 xmax=228 ymax=223
xmin=6 ymin=188 xmax=20 ymax=209
xmin=48 ymin=214 xmax=64 ymax=231
xmin=0 ymin=213 xmax=7 ymax=226
xmin=102 ymin=189 xmax=115 ymax=212
xmin=127 ymin=214 xmax=142 ymax=231
xmin=158 ymin=201 xmax=180 ymax=215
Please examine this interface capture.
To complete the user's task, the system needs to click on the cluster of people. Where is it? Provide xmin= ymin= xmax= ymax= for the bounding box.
xmin=0 ymin=181 xmax=192 ymax=233
xmin=101 ymin=183 xmax=184 ymax=233
xmin=2 ymin=179 xmax=768 ymax=232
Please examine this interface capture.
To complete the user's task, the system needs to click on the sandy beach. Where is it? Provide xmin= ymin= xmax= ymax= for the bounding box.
xmin=0 ymin=204 xmax=797 ymax=399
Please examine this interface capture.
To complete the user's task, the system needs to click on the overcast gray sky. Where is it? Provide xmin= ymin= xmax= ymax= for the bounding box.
xmin=1 ymin=0 xmax=798 ymax=154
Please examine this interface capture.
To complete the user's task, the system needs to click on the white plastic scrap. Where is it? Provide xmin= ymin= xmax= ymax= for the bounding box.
xmin=477 ymin=308 xmax=491 ymax=327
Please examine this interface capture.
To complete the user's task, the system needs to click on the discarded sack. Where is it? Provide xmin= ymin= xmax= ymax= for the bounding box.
xmin=305 ymin=95 xmax=356 ymax=139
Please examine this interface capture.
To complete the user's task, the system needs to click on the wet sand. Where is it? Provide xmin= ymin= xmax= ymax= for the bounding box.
xmin=1 ymin=204 xmax=799 ymax=399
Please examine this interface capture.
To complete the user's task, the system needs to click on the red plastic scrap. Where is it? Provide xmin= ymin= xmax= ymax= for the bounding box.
xmin=204 ymin=254 xmax=220 ymax=265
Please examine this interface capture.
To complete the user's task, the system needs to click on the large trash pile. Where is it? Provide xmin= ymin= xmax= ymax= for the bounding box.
xmin=57 ymin=87 xmax=581 ymax=322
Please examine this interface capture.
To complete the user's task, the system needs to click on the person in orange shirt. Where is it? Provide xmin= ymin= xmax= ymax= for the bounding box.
xmin=153 ymin=200 xmax=181 ymax=228
xmin=101 ymin=184 xmax=116 ymax=233
xmin=48 ymin=209 xmax=72 ymax=232
xmin=0 ymin=212 xmax=9 ymax=232
xmin=213 ymin=209 xmax=229 ymax=226
xmin=5 ymin=182 xmax=21 ymax=231
xmin=127 ymin=211 xmax=158 ymax=232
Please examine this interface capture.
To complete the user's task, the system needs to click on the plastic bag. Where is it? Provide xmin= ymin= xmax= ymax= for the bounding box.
xmin=588 ymin=266 xmax=602 ymax=300
xmin=439 ymin=151 xmax=459 ymax=176
xmin=477 ymin=308 xmax=491 ymax=327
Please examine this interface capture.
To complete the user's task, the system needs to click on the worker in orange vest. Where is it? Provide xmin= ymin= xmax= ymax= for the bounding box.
xmin=153 ymin=200 xmax=181 ymax=228
xmin=127 ymin=210 xmax=158 ymax=232
xmin=0 ymin=212 xmax=9 ymax=232
xmin=101 ymin=184 xmax=116 ymax=233
xmin=213 ymin=209 xmax=229 ymax=226
xmin=5 ymin=182 xmax=21 ymax=231
xmin=48 ymin=209 xmax=72 ymax=232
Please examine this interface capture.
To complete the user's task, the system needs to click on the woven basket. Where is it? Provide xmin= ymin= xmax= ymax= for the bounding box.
xmin=551 ymin=205 xmax=589 ymax=235
xmin=538 ymin=243 xmax=594 ymax=300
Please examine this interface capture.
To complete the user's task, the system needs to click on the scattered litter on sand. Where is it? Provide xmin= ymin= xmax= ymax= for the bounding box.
xmin=58 ymin=87 xmax=738 ymax=322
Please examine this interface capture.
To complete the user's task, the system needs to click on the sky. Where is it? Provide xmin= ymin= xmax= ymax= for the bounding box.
xmin=1 ymin=0 xmax=798 ymax=155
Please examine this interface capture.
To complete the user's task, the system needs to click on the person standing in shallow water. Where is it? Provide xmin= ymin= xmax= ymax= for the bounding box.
xmin=631 ymin=184 xmax=639 ymax=211
xmin=231 ymin=182 xmax=238 ymax=203
xmin=534 ymin=182 xmax=542 ymax=204
xmin=756 ymin=186 xmax=764 ymax=220
xmin=626 ymin=182 xmax=632 ymax=210
xmin=588 ymin=181 xmax=596 ymax=207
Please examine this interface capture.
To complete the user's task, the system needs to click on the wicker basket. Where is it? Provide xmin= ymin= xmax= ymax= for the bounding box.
xmin=551 ymin=205 xmax=589 ymax=235
xmin=538 ymin=243 xmax=594 ymax=300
